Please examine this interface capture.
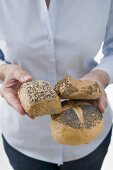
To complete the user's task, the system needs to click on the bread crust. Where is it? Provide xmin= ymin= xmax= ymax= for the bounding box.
xmin=50 ymin=101 xmax=104 ymax=145
xmin=51 ymin=119 xmax=104 ymax=146
xmin=54 ymin=76 xmax=102 ymax=99
xmin=18 ymin=80 xmax=62 ymax=117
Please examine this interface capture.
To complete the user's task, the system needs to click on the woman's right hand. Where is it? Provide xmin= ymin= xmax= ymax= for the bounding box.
xmin=0 ymin=64 xmax=32 ymax=115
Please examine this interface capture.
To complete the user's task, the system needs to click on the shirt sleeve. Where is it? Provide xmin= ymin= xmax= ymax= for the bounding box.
xmin=92 ymin=0 xmax=113 ymax=84
xmin=0 ymin=49 xmax=7 ymax=65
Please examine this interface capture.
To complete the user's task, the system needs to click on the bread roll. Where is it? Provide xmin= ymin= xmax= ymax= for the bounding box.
xmin=51 ymin=100 xmax=104 ymax=146
xmin=18 ymin=80 xmax=62 ymax=117
xmin=54 ymin=76 xmax=102 ymax=99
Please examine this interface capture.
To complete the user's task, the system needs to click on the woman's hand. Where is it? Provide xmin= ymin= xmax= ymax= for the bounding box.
xmin=0 ymin=64 xmax=32 ymax=115
xmin=80 ymin=70 xmax=110 ymax=113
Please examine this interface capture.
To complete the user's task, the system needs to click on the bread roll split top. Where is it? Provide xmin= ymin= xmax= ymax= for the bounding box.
xmin=51 ymin=100 xmax=104 ymax=146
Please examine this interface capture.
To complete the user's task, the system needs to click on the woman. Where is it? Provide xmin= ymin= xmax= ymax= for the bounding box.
xmin=0 ymin=0 xmax=113 ymax=170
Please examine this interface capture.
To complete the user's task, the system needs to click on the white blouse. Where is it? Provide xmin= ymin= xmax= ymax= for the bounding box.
xmin=0 ymin=0 xmax=113 ymax=165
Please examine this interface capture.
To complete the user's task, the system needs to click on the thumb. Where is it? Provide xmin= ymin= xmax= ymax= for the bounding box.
xmin=19 ymin=75 xmax=32 ymax=83
xmin=97 ymin=95 xmax=107 ymax=113
xmin=13 ymin=69 xmax=32 ymax=83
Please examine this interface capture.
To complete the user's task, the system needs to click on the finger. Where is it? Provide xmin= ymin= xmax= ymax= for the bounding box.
xmin=12 ymin=69 xmax=32 ymax=83
xmin=97 ymin=94 xmax=107 ymax=113
xmin=19 ymin=74 xmax=32 ymax=83
xmin=3 ymin=91 xmax=26 ymax=115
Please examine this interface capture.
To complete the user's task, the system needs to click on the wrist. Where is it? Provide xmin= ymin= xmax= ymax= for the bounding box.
xmin=0 ymin=64 xmax=16 ymax=81
xmin=0 ymin=64 xmax=9 ymax=81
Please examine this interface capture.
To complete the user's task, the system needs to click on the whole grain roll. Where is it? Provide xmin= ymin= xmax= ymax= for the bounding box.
xmin=51 ymin=100 xmax=104 ymax=146
xmin=18 ymin=80 xmax=62 ymax=118
xmin=54 ymin=76 xmax=102 ymax=99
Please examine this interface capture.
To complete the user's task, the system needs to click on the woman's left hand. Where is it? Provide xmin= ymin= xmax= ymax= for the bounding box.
xmin=80 ymin=70 xmax=110 ymax=113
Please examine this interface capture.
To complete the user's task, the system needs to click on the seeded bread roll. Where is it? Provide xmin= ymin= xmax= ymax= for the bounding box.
xmin=51 ymin=100 xmax=104 ymax=146
xmin=18 ymin=81 xmax=62 ymax=118
xmin=54 ymin=76 xmax=102 ymax=99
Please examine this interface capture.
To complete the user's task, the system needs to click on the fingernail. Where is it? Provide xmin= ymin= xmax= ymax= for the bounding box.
xmin=23 ymin=75 xmax=32 ymax=81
